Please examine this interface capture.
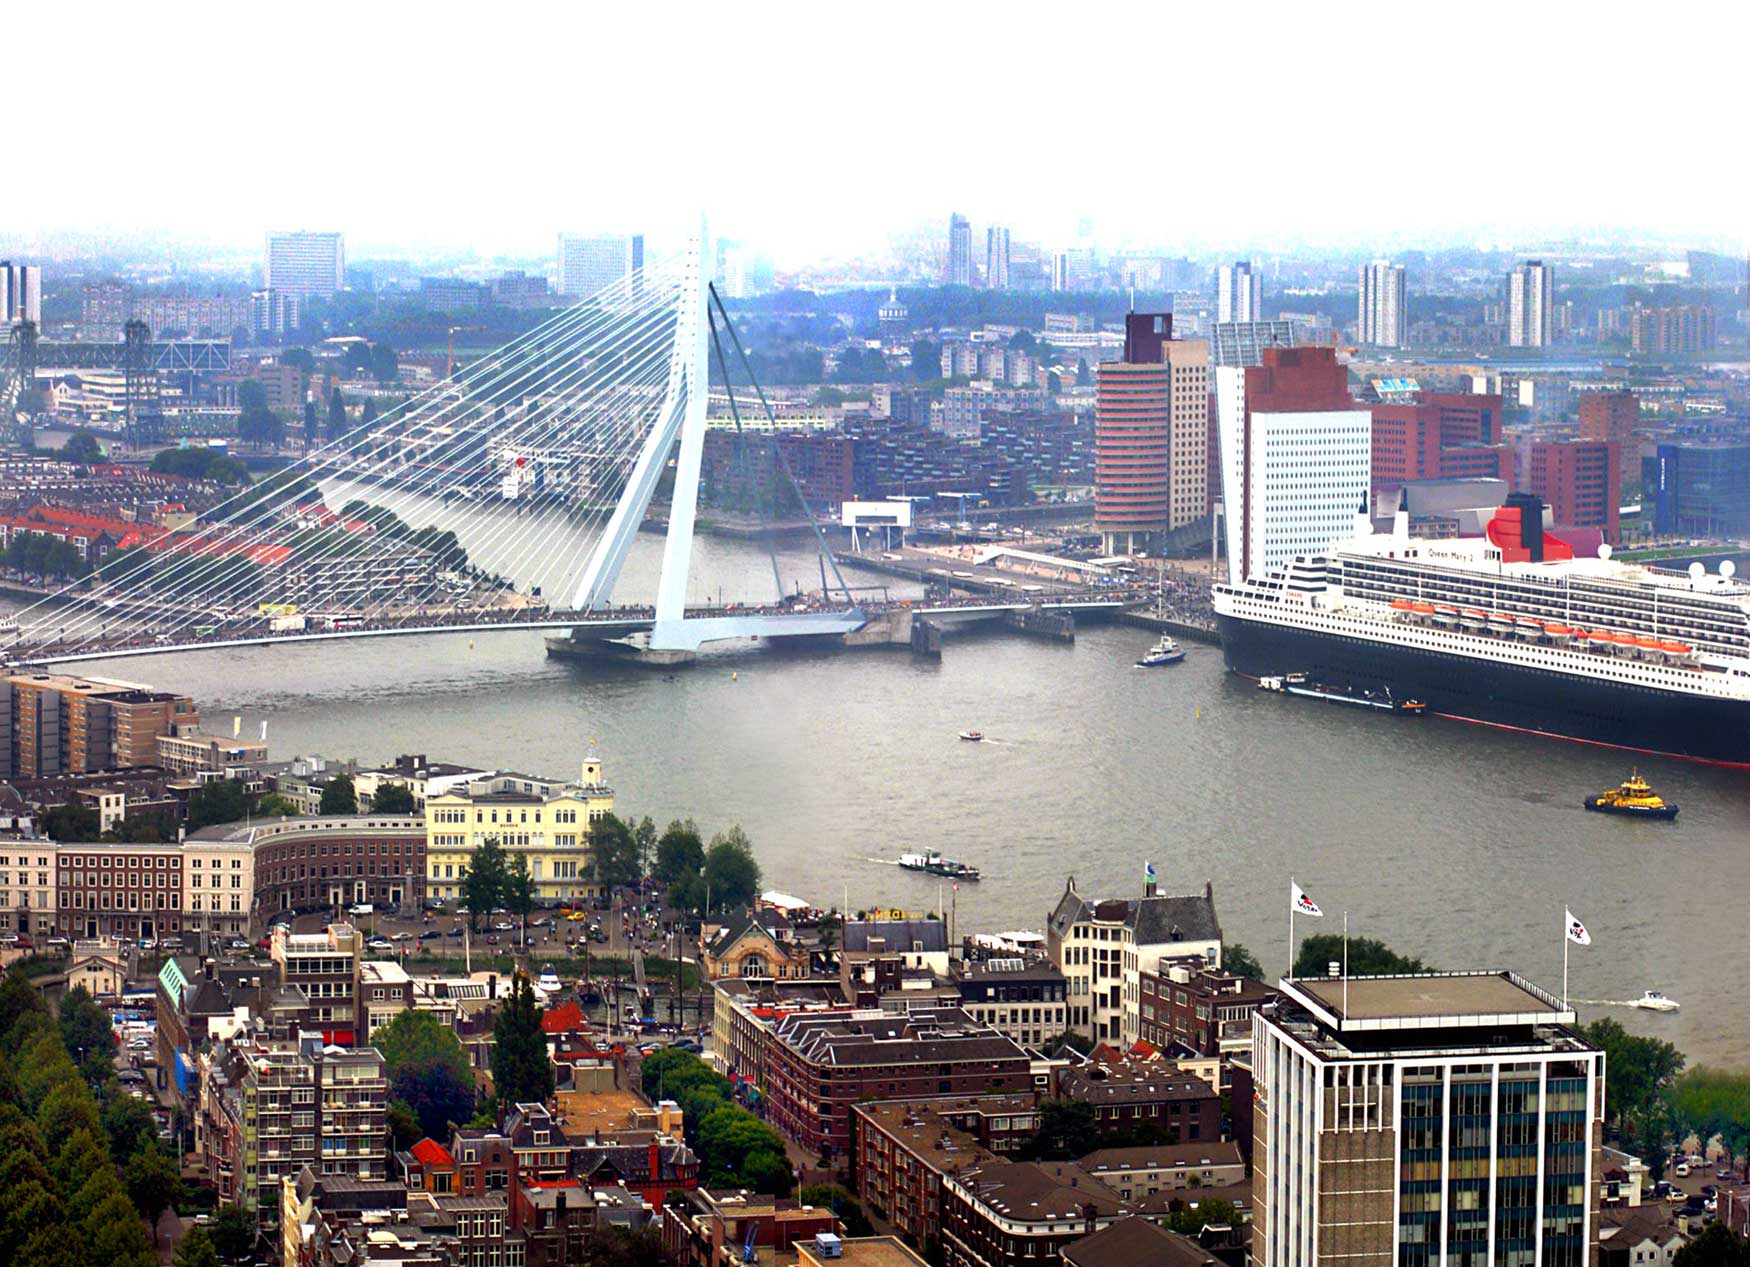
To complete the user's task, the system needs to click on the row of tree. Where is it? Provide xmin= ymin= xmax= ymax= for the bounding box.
xmin=640 ymin=1049 xmax=792 ymax=1195
xmin=587 ymin=816 xmax=762 ymax=915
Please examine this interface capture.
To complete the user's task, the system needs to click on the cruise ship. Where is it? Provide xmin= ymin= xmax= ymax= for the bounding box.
xmin=1213 ymin=492 xmax=1750 ymax=765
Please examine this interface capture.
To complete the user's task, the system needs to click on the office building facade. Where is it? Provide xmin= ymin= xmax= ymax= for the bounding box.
xmin=1218 ymin=261 xmax=1261 ymax=323
xmin=1094 ymin=314 xmax=1211 ymax=554
xmin=1251 ymin=972 xmax=1603 ymax=1267
xmin=1578 ymin=389 xmax=1641 ymax=491
xmin=1508 ymin=261 xmax=1554 ymax=348
xmin=948 ymin=214 xmax=973 ymax=286
xmin=265 ymin=233 xmax=345 ymax=298
xmin=0 ymin=260 xmax=43 ymax=325
xmin=985 ymin=226 xmax=1010 ymax=289
xmin=1647 ymin=441 xmax=1750 ymax=537
xmin=1526 ymin=438 xmax=1620 ymax=544
xmin=1359 ymin=262 xmax=1407 ymax=347
xmin=556 ymin=233 xmax=643 ymax=300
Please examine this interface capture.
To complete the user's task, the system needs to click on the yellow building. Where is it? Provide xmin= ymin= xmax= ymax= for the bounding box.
xmin=423 ymin=757 xmax=614 ymax=904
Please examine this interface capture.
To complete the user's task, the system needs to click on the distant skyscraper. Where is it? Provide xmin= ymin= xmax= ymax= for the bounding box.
xmin=557 ymin=233 xmax=644 ymax=300
xmin=0 ymin=261 xmax=43 ymax=325
xmin=264 ymin=232 xmax=345 ymax=298
xmin=249 ymin=289 xmax=302 ymax=338
xmin=985 ymin=226 xmax=1010 ymax=289
xmin=1358 ymin=261 xmax=1406 ymax=347
xmin=1051 ymin=251 xmax=1069 ymax=293
xmin=1217 ymin=261 xmax=1260 ymax=323
xmin=1508 ymin=259 xmax=1554 ymax=348
xmin=947 ymin=214 xmax=972 ymax=286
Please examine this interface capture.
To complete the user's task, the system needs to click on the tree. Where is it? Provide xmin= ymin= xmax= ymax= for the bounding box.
xmin=58 ymin=987 xmax=114 ymax=1082
xmin=376 ymin=1012 xmax=471 ymax=1083
xmin=1022 ymin=1100 xmax=1099 ymax=1161
xmin=490 ymin=973 xmax=554 ymax=1112
xmin=302 ymin=399 xmax=319 ymax=439
xmin=1673 ymin=1223 xmax=1750 ymax=1267
xmin=210 ymin=1204 xmax=256 ymax=1263
xmin=0 ymin=965 xmax=49 ymax=1046
xmin=256 ymin=793 xmax=300 ymax=817
xmin=125 ymin=1139 xmax=183 ymax=1244
xmin=282 ymin=348 xmax=315 ymax=374
xmin=371 ymin=783 xmax=416 ymax=814
xmin=371 ymin=343 xmax=400 ymax=383
xmin=361 ymin=398 xmax=379 ymax=426
xmin=61 ymin=430 xmax=104 ymax=464
xmin=319 ymin=774 xmax=358 ymax=815
xmin=800 ymin=1184 xmax=873 ymax=1237
xmin=1165 ymin=1198 xmax=1244 ymax=1236
xmin=238 ymin=406 xmax=283 ymax=448
xmin=654 ymin=820 xmax=704 ymax=887
xmin=631 ymin=816 xmax=657 ymax=882
xmin=186 ymin=780 xmax=248 ymax=831
xmin=505 ymin=855 xmax=536 ymax=936
xmin=393 ymin=1062 xmax=476 ymax=1143
xmin=41 ymin=802 xmax=101 ymax=842
xmin=1044 ymin=1029 xmax=1091 ymax=1057
xmin=1293 ymin=934 xmax=1427 ymax=980
xmin=587 ymin=814 xmax=642 ymax=891
xmin=1672 ymin=1068 xmax=1750 ymax=1176
xmin=102 ymin=1093 xmax=159 ymax=1163
xmin=175 ymin=1225 xmax=222 ymax=1267
xmin=1222 ymin=943 xmax=1265 ymax=981
xmin=1585 ymin=1017 xmax=1685 ymax=1130
xmin=700 ymin=826 xmax=761 ymax=914
xmin=387 ymin=1098 xmax=423 ymax=1151
xmin=236 ymin=380 xmax=269 ymax=412
xmin=461 ymin=838 xmax=509 ymax=929
xmin=327 ymin=385 xmax=348 ymax=440
xmin=909 ymin=339 xmax=942 ymax=382
xmin=1076 ymin=357 xmax=1092 ymax=387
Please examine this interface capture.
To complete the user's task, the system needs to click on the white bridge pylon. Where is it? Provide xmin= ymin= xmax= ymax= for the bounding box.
xmin=571 ymin=220 xmax=862 ymax=652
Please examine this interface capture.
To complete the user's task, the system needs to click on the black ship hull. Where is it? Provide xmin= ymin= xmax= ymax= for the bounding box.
xmin=1219 ymin=614 xmax=1750 ymax=767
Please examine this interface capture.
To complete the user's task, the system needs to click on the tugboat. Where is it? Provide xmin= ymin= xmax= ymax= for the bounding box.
xmin=1583 ymin=770 xmax=1679 ymax=820
xmin=1135 ymin=635 xmax=1185 ymax=668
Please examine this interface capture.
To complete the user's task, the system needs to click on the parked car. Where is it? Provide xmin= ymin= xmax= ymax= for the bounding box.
xmin=391 ymin=932 xmax=414 ymax=942
xmin=493 ymin=921 xmax=513 ymax=932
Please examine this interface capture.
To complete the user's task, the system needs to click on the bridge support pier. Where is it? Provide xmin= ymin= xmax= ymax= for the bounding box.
xmin=1003 ymin=607 xmax=1076 ymax=643
xmin=544 ymin=633 xmax=696 ymax=669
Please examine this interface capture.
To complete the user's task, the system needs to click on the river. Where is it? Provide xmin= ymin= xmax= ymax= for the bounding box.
xmin=6 ymin=527 xmax=1749 ymax=1069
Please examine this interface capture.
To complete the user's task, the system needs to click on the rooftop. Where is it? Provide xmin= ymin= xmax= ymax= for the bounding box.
xmin=851 ymin=1101 xmax=999 ymax=1175
xmin=798 ymin=1237 xmax=930 ymax=1267
xmin=952 ymin=1162 xmax=1131 ymax=1223
xmin=1079 ymin=1141 xmax=1244 ymax=1174
xmin=1063 ymin=1217 xmax=1218 ymax=1267
xmin=1284 ymin=971 xmax=1571 ymax=1032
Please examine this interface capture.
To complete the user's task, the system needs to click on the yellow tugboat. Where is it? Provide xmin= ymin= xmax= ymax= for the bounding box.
xmin=1583 ymin=770 xmax=1678 ymax=820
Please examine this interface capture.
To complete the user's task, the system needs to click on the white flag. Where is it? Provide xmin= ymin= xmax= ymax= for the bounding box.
xmin=1292 ymin=882 xmax=1324 ymax=918
xmin=1565 ymin=908 xmax=1591 ymax=946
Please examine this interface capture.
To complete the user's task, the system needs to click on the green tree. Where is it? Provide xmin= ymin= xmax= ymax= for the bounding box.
xmin=41 ymin=802 xmax=101 ymax=842
xmin=102 ymin=1093 xmax=159 ymax=1163
xmin=1293 ymin=933 xmax=1428 ymax=979
xmin=318 ymin=773 xmax=358 ymax=815
xmin=237 ymin=406 xmax=284 ymax=448
xmin=186 ymin=780 xmax=248 ymax=831
xmin=654 ymin=820 xmax=704 ymax=887
xmin=1672 ymin=1068 xmax=1750 ymax=1175
xmin=505 ymin=854 xmax=536 ymax=936
xmin=255 ymin=793 xmax=300 ymax=817
xmin=210 ymin=1203 xmax=256 ymax=1262
xmin=36 ymin=1080 xmax=103 ymax=1147
xmin=371 ymin=783 xmax=416 ymax=814
xmin=1076 ymin=357 xmax=1092 ymax=387
xmin=282 ymin=347 xmax=315 ymax=373
xmin=0 ymin=964 xmax=49 ymax=1046
xmin=1584 ymin=1017 xmax=1685 ymax=1130
xmin=1021 ymin=1100 xmax=1099 ymax=1161
xmin=361 ymin=398 xmax=379 ymax=426
xmin=57 ymin=985 xmax=113 ymax=1065
xmin=370 ymin=343 xmax=399 ymax=383
xmin=375 ymin=1012 xmax=471 ymax=1083
xmin=1222 ymin=943 xmax=1265 ymax=981
xmin=490 ymin=973 xmax=553 ymax=1112
xmin=631 ymin=816 xmax=657 ymax=882
xmin=387 ymin=1098 xmax=423 ymax=1151
xmin=700 ymin=826 xmax=761 ymax=914
xmin=462 ymin=837 xmax=509 ymax=930
xmin=393 ymin=1062 xmax=477 ymax=1143
xmin=125 ymin=1139 xmax=183 ymax=1244
xmin=60 ymin=430 xmax=104 ymax=464
xmin=302 ymin=399 xmax=319 ymax=438
xmin=909 ymin=339 xmax=942 ymax=382
xmin=587 ymin=813 xmax=642 ymax=891
xmin=236 ymin=380 xmax=269 ymax=412
xmin=799 ymin=1184 xmax=873 ymax=1236
xmin=1165 ymin=1198 xmax=1244 ymax=1235
xmin=327 ymin=385 xmax=348 ymax=440
xmin=1673 ymin=1223 xmax=1750 ymax=1267
xmin=175 ymin=1225 xmax=222 ymax=1267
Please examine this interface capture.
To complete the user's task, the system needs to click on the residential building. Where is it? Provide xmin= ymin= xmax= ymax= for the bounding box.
xmin=1647 ymin=441 xmax=1750 ymax=537
xmin=2 ymin=670 xmax=198 ymax=778
xmin=0 ymin=260 xmax=43 ymax=325
xmin=423 ymin=757 xmax=614 ymax=904
xmin=1138 ymin=961 xmax=1278 ymax=1066
xmin=190 ymin=814 xmax=427 ymax=915
xmin=1369 ymin=393 xmax=1508 ymax=491
xmin=1063 ymin=1217 xmax=1224 ymax=1267
xmin=557 ymin=233 xmax=643 ymax=300
xmin=950 ymin=957 xmax=1067 ymax=1048
xmin=1056 ymin=1062 xmax=1222 ymax=1142
xmin=352 ymin=754 xmax=492 ymax=812
xmin=1094 ymin=313 xmax=1211 ymax=553
xmin=1217 ymin=262 xmax=1261 ymax=324
xmin=948 ymin=214 xmax=973 ymax=286
xmin=1598 ymin=1204 xmax=1686 ymax=1267
xmin=1 ymin=841 xmax=57 ymax=937
xmin=941 ymin=1161 xmax=1132 ymax=1267
xmin=852 ymin=1099 xmax=1009 ymax=1248
xmin=156 ymin=729 xmax=269 ymax=776
xmin=1047 ymin=874 xmax=1223 ymax=1045
xmin=707 ymin=975 xmax=846 ymax=1089
xmin=50 ymin=840 xmax=181 ymax=942
xmin=662 ymin=1187 xmax=841 ymax=1267
xmin=1579 ymin=389 xmax=1642 ymax=490
xmin=986 ymin=227 xmax=1011 ymax=290
xmin=265 ymin=232 xmax=346 ymax=299
xmin=1630 ymin=305 xmax=1716 ymax=356
xmin=1525 ymin=438 xmax=1620 ymax=543
xmin=1508 ymin=260 xmax=1554 ymax=348
xmin=270 ymin=922 xmax=363 ymax=1044
xmin=249 ymin=288 xmax=302 ymax=338
xmin=763 ymin=1008 xmax=1033 ymax=1162
xmin=1078 ymin=1141 xmax=1246 ymax=1200
xmin=1214 ymin=345 xmax=1371 ymax=580
xmin=130 ymin=293 xmax=249 ymax=337
xmin=1250 ymin=971 xmax=1604 ymax=1267
xmin=181 ymin=835 xmax=255 ymax=940
xmin=1358 ymin=262 xmax=1406 ymax=348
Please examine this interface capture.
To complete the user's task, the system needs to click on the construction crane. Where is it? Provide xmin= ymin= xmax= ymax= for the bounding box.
xmin=447 ymin=325 xmax=488 ymax=380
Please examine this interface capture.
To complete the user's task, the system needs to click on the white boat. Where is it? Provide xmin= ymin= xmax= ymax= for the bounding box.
xmin=1631 ymin=990 xmax=1680 ymax=1012
xmin=536 ymin=966 xmax=563 ymax=993
xmin=958 ymin=730 xmax=984 ymax=741
xmin=1135 ymin=635 xmax=1185 ymax=668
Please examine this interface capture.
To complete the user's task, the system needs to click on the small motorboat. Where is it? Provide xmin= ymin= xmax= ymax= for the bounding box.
xmin=1631 ymin=990 xmax=1680 ymax=1012
xmin=958 ymin=730 xmax=984 ymax=742
xmin=536 ymin=966 xmax=563 ymax=993
xmin=1135 ymin=635 xmax=1185 ymax=668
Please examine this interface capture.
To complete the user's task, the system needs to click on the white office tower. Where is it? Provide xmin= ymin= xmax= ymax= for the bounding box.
xmin=1508 ymin=260 xmax=1554 ymax=348
xmin=1218 ymin=260 xmax=1261 ymax=323
xmin=985 ymin=226 xmax=1011 ymax=289
xmin=264 ymin=233 xmax=345 ymax=298
xmin=947 ymin=214 xmax=973 ymax=286
xmin=0 ymin=261 xmax=43 ymax=325
xmin=557 ymin=233 xmax=645 ymax=299
xmin=1358 ymin=261 xmax=1406 ymax=347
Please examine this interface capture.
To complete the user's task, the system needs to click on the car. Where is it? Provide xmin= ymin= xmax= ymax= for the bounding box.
xmin=128 ymin=1038 xmax=151 ymax=1050
xmin=493 ymin=921 xmax=513 ymax=932
xmin=1676 ymin=1163 xmax=1691 ymax=1177
xmin=448 ymin=927 xmax=465 ymax=937
xmin=14 ymin=935 xmax=33 ymax=950
xmin=419 ymin=930 xmax=442 ymax=941
xmin=366 ymin=939 xmax=392 ymax=951
xmin=349 ymin=903 xmax=374 ymax=917
xmin=484 ymin=934 xmax=500 ymax=946
xmin=392 ymin=931 xmax=414 ymax=942
xmin=226 ymin=938 xmax=251 ymax=951
xmin=46 ymin=936 xmax=69 ymax=948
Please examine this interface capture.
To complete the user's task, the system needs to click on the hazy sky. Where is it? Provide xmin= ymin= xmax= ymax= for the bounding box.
xmin=10 ymin=2 xmax=1746 ymax=266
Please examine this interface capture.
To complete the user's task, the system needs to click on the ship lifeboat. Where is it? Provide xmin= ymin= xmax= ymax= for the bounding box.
xmin=1431 ymin=605 xmax=1459 ymax=627
xmin=1487 ymin=612 xmax=1514 ymax=634
xmin=1390 ymin=598 xmax=1416 ymax=620
xmin=1409 ymin=602 xmax=1437 ymax=620
xmin=1460 ymin=608 xmax=1488 ymax=631
xmin=1544 ymin=623 xmax=1574 ymax=645
xmin=1631 ymin=636 xmax=1666 ymax=659
xmin=1585 ymin=629 xmax=1615 ymax=650
xmin=1659 ymin=640 xmax=1698 ymax=663
xmin=1515 ymin=616 xmax=1544 ymax=640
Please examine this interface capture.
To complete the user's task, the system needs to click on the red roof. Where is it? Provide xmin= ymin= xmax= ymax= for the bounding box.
xmin=542 ymin=1000 xmax=586 ymax=1034
xmin=410 ymin=1138 xmax=454 ymax=1168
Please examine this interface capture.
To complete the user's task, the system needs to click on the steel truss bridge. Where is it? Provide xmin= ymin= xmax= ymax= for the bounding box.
xmin=4 ymin=226 xmax=1121 ymax=670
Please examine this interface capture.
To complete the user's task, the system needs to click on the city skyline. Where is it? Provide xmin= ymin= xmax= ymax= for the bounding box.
xmin=3 ymin=3 xmax=1747 ymax=266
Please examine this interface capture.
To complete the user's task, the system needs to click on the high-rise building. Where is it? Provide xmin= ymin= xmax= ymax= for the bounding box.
xmin=1215 ymin=345 xmax=1371 ymax=580
xmin=1578 ymin=389 xmax=1641 ymax=491
xmin=264 ymin=232 xmax=345 ymax=298
xmin=1050 ymin=251 xmax=1069 ymax=292
xmin=1358 ymin=261 xmax=1406 ymax=347
xmin=985 ymin=226 xmax=1010 ymax=289
xmin=556 ymin=233 xmax=644 ymax=300
xmin=1648 ymin=441 xmax=1750 ymax=537
xmin=1251 ymin=971 xmax=1603 ymax=1267
xmin=948 ymin=213 xmax=973 ymax=286
xmin=1508 ymin=260 xmax=1554 ymax=348
xmin=0 ymin=261 xmax=42 ymax=325
xmin=1370 ymin=393 xmax=1509 ymax=490
xmin=249 ymin=289 xmax=302 ymax=338
xmin=1094 ymin=314 xmax=1212 ymax=554
xmin=1629 ymin=305 xmax=1716 ymax=356
xmin=1218 ymin=261 xmax=1261 ymax=323
xmin=1526 ymin=438 xmax=1620 ymax=544
xmin=1 ymin=672 xmax=197 ymax=779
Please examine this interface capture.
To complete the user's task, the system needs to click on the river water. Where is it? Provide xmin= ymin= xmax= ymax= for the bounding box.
xmin=7 ymin=524 xmax=1749 ymax=1069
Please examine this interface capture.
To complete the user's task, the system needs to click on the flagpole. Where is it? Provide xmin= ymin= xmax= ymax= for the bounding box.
xmin=1343 ymin=910 xmax=1349 ymax=1017
xmin=1562 ymin=910 xmax=1569 ymax=1011
xmin=1288 ymin=878 xmax=1296 ymax=982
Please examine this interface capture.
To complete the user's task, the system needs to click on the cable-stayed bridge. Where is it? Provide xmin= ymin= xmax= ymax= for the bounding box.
xmin=4 ymin=231 xmax=1120 ymax=670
